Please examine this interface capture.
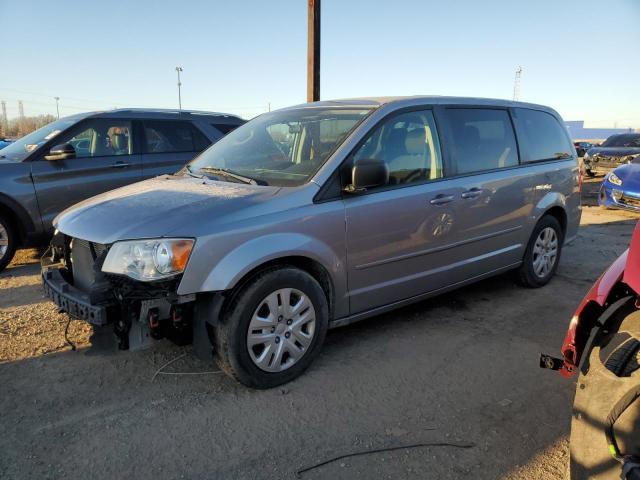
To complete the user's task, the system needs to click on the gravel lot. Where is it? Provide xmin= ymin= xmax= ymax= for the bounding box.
xmin=0 ymin=178 xmax=637 ymax=479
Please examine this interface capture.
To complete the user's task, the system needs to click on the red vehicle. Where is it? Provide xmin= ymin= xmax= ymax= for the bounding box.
xmin=544 ymin=222 xmax=640 ymax=479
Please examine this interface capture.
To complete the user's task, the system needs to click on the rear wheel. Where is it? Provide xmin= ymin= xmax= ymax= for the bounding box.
xmin=214 ymin=267 xmax=329 ymax=389
xmin=0 ymin=214 xmax=17 ymax=273
xmin=517 ymin=215 xmax=563 ymax=288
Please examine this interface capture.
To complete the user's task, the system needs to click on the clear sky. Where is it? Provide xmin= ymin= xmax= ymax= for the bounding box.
xmin=0 ymin=0 xmax=638 ymax=127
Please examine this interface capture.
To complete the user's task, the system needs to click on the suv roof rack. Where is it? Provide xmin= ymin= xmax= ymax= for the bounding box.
xmin=108 ymin=108 xmax=243 ymax=119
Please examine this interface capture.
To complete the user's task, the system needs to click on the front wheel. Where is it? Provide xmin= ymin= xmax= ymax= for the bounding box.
xmin=517 ymin=215 xmax=563 ymax=288
xmin=214 ymin=267 xmax=329 ymax=389
xmin=0 ymin=214 xmax=17 ymax=273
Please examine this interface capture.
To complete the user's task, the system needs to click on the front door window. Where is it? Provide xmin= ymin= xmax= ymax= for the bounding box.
xmin=61 ymin=119 xmax=132 ymax=158
xmin=351 ymin=110 xmax=443 ymax=188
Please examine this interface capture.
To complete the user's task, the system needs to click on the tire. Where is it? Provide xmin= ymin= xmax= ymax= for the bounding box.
xmin=570 ymin=305 xmax=640 ymax=479
xmin=517 ymin=215 xmax=563 ymax=288
xmin=0 ymin=213 xmax=17 ymax=273
xmin=214 ymin=267 xmax=329 ymax=389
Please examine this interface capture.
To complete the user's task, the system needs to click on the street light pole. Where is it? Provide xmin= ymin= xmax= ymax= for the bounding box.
xmin=54 ymin=96 xmax=60 ymax=119
xmin=175 ymin=67 xmax=183 ymax=110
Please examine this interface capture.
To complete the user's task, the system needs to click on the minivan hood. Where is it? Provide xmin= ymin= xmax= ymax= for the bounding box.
xmin=55 ymin=175 xmax=281 ymax=244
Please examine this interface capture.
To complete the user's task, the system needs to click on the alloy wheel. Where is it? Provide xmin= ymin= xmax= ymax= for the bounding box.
xmin=246 ymin=288 xmax=316 ymax=372
xmin=0 ymin=222 xmax=8 ymax=259
xmin=532 ymin=227 xmax=558 ymax=278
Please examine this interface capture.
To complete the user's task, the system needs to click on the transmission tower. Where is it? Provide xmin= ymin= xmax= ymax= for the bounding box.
xmin=1 ymin=101 xmax=7 ymax=136
xmin=18 ymin=100 xmax=24 ymax=118
xmin=513 ymin=66 xmax=523 ymax=101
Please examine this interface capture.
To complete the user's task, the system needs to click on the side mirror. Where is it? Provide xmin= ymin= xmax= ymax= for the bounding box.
xmin=45 ymin=143 xmax=76 ymax=161
xmin=345 ymin=158 xmax=389 ymax=193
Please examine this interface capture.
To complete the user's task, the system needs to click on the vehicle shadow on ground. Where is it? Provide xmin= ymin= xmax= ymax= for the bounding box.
xmin=0 ymin=260 xmax=41 ymax=279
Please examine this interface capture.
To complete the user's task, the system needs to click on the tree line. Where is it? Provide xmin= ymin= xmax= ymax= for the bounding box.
xmin=1 ymin=114 xmax=57 ymax=139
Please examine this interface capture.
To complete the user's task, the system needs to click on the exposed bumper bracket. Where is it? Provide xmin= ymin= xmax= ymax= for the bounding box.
xmin=42 ymin=268 xmax=110 ymax=326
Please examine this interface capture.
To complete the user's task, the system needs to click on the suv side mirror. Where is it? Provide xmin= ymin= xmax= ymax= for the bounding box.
xmin=45 ymin=143 xmax=76 ymax=161
xmin=345 ymin=158 xmax=389 ymax=193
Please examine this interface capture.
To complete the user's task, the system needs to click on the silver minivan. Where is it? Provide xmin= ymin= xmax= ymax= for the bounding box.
xmin=42 ymin=97 xmax=581 ymax=388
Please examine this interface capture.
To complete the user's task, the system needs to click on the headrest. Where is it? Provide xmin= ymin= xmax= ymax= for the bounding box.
xmin=112 ymin=133 xmax=127 ymax=151
xmin=405 ymin=128 xmax=426 ymax=155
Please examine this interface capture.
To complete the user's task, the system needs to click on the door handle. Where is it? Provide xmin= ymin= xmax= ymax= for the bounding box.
xmin=429 ymin=194 xmax=454 ymax=206
xmin=111 ymin=161 xmax=131 ymax=169
xmin=461 ymin=188 xmax=483 ymax=199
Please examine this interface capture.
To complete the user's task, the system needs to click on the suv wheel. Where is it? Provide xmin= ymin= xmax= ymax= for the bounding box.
xmin=0 ymin=214 xmax=17 ymax=273
xmin=517 ymin=215 xmax=563 ymax=288
xmin=214 ymin=267 xmax=329 ymax=388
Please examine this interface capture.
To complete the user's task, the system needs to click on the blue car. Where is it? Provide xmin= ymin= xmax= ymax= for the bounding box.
xmin=0 ymin=139 xmax=12 ymax=150
xmin=598 ymin=163 xmax=640 ymax=211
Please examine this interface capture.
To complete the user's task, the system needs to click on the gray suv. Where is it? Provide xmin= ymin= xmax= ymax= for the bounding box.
xmin=0 ymin=109 xmax=244 ymax=271
xmin=41 ymin=97 xmax=581 ymax=388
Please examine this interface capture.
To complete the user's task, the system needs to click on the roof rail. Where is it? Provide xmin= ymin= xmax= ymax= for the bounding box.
xmin=108 ymin=108 xmax=243 ymax=119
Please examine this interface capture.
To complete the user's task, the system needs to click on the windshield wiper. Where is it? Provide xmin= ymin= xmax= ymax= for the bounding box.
xmin=183 ymin=164 xmax=204 ymax=178
xmin=199 ymin=167 xmax=258 ymax=185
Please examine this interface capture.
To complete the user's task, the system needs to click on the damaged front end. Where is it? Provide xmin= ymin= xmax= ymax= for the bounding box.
xmin=41 ymin=232 xmax=200 ymax=352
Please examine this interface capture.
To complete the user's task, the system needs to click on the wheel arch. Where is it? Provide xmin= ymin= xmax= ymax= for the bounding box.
xmin=220 ymin=255 xmax=336 ymax=321
xmin=0 ymin=193 xmax=36 ymax=244
xmin=533 ymin=191 xmax=569 ymax=238
xmin=543 ymin=205 xmax=568 ymax=237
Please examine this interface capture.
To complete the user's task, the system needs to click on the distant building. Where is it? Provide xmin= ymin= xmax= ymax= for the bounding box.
xmin=565 ymin=120 xmax=635 ymax=141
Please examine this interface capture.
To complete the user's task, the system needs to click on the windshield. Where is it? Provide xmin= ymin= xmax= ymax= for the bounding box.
xmin=0 ymin=117 xmax=78 ymax=162
xmin=188 ymin=107 xmax=372 ymax=186
xmin=601 ymin=134 xmax=640 ymax=148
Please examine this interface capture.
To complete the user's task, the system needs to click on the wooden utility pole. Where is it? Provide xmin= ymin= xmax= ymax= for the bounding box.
xmin=307 ymin=0 xmax=320 ymax=102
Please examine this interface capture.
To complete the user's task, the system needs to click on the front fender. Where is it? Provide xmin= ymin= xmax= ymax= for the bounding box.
xmin=178 ymin=232 xmax=344 ymax=297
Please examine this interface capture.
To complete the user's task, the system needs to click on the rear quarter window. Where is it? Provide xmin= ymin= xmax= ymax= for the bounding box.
xmin=514 ymin=108 xmax=573 ymax=162
xmin=212 ymin=123 xmax=239 ymax=135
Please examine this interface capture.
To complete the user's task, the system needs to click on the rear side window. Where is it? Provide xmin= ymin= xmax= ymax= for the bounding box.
xmin=212 ymin=123 xmax=239 ymax=135
xmin=515 ymin=108 xmax=572 ymax=161
xmin=446 ymin=108 xmax=518 ymax=175
xmin=191 ymin=126 xmax=211 ymax=151
xmin=143 ymin=120 xmax=207 ymax=153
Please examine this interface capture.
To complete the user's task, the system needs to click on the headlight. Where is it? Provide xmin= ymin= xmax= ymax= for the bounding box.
xmin=102 ymin=238 xmax=194 ymax=281
xmin=608 ymin=172 xmax=623 ymax=186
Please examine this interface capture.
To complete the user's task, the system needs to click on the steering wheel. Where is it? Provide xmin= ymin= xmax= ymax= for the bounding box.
xmin=402 ymin=169 xmax=426 ymax=184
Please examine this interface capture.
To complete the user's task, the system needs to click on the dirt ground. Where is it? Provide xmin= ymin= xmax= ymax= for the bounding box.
xmin=0 ymin=177 xmax=637 ymax=479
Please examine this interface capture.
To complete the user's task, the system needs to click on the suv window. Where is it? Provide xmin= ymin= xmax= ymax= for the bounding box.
xmin=515 ymin=108 xmax=573 ymax=161
xmin=212 ymin=123 xmax=239 ymax=135
xmin=57 ymin=119 xmax=132 ymax=159
xmin=143 ymin=120 xmax=209 ymax=154
xmin=446 ymin=108 xmax=518 ymax=175
xmin=351 ymin=109 xmax=443 ymax=187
